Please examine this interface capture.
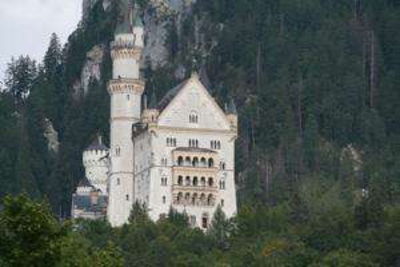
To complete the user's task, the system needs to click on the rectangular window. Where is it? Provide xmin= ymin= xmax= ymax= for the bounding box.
xmin=202 ymin=217 xmax=208 ymax=229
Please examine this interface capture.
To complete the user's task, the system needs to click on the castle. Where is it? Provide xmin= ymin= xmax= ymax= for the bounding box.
xmin=72 ymin=0 xmax=238 ymax=229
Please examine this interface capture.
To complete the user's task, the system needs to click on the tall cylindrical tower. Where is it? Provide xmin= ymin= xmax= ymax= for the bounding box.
xmin=107 ymin=1 xmax=144 ymax=227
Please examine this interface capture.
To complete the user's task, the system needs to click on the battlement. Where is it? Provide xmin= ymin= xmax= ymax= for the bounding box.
xmin=108 ymin=79 xmax=145 ymax=95
xmin=83 ymin=149 xmax=108 ymax=168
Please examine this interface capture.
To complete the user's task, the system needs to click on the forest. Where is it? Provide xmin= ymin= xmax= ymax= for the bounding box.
xmin=0 ymin=0 xmax=399 ymax=266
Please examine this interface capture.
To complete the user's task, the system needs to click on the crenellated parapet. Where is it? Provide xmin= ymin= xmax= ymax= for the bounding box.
xmin=110 ymin=46 xmax=143 ymax=60
xmin=83 ymin=149 xmax=108 ymax=168
xmin=108 ymin=79 xmax=145 ymax=95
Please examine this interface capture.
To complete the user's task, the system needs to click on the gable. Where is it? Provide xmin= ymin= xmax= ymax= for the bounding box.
xmin=157 ymin=77 xmax=231 ymax=131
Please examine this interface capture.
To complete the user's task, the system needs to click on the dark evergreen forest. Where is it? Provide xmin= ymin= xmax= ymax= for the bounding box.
xmin=0 ymin=0 xmax=398 ymax=266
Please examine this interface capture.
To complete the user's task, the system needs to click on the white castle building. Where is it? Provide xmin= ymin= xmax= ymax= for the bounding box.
xmin=74 ymin=0 xmax=238 ymax=229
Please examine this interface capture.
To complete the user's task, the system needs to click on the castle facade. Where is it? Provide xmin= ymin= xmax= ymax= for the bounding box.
xmin=73 ymin=0 xmax=238 ymax=229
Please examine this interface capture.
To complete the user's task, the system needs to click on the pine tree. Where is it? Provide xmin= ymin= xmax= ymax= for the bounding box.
xmin=208 ymin=205 xmax=232 ymax=250
xmin=4 ymin=56 xmax=37 ymax=105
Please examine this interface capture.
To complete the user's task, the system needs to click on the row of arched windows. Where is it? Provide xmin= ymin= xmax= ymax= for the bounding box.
xmin=177 ymin=176 xmax=215 ymax=187
xmin=177 ymin=156 xmax=214 ymax=168
xmin=175 ymin=192 xmax=215 ymax=206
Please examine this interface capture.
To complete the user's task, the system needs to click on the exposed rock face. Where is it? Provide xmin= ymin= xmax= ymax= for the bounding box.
xmin=143 ymin=0 xmax=196 ymax=69
xmin=81 ymin=0 xmax=197 ymax=70
xmin=43 ymin=119 xmax=59 ymax=153
xmin=81 ymin=45 xmax=104 ymax=95
xmin=82 ymin=0 xmax=112 ymax=20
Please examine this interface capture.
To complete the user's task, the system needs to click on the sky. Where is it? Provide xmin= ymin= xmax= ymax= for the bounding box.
xmin=0 ymin=0 xmax=82 ymax=81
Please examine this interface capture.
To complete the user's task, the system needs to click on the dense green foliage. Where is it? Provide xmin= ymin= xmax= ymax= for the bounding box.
xmin=1 ymin=193 xmax=399 ymax=266
xmin=0 ymin=0 xmax=399 ymax=265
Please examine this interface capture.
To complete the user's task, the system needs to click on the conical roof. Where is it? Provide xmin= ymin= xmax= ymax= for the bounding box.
xmin=199 ymin=64 xmax=212 ymax=91
xmin=78 ymin=176 xmax=93 ymax=188
xmin=227 ymin=97 xmax=237 ymax=115
xmin=85 ymin=135 xmax=108 ymax=151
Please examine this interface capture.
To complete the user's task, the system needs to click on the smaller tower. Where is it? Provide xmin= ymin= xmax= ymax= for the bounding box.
xmin=226 ymin=97 xmax=238 ymax=131
xmin=142 ymin=91 xmax=159 ymax=124
xmin=82 ymin=135 xmax=109 ymax=194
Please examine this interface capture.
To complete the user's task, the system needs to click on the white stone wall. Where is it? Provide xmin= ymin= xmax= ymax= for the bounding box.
xmin=134 ymin=128 xmax=237 ymax=228
xmin=108 ymin=30 xmax=143 ymax=227
xmin=83 ymin=149 xmax=109 ymax=194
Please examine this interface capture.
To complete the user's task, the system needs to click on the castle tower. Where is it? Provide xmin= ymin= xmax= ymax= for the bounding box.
xmin=107 ymin=0 xmax=145 ymax=226
xmin=82 ymin=135 xmax=109 ymax=194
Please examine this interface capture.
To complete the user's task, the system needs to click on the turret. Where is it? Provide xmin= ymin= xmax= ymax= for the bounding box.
xmin=142 ymin=91 xmax=159 ymax=124
xmin=82 ymin=135 xmax=109 ymax=194
xmin=226 ymin=97 xmax=238 ymax=131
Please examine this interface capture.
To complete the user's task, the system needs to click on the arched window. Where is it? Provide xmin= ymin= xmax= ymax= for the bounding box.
xmin=192 ymin=157 xmax=199 ymax=167
xmin=178 ymin=176 xmax=183 ymax=186
xmin=200 ymin=157 xmax=207 ymax=167
xmin=162 ymin=196 xmax=166 ymax=204
xmin=201 ymin=177 xmax=206 ymax=187
xmin=185 ymin=156 xmax=191 ymax=166
xmin=208 ymin=158 xmax=214 ymax=168
xmin=117 ymin=178 xmax=120 ymax=185
xmin=193 ymin=177 xmax=198 ymax=186
xmin=185 ymin=193 xmax=191 ymax=204
xmin=177 ymin=156 xmax=184 ymax=166
xmin=208 ymin=177 xmax=214 ymax=187
xmin=195 ymin=140 xmax=199 ymax=147
xmin=116 ymin=146 xmax=121 ymax=156
xmin=126 ymin=194 xmax=130 ymax=201
xmin=192 ymin=193 xmax=198 ymax=205
xmin=185 ymin=176 xmax=191 ymax=186
xmin=221 ymin=199 xmax=225 ymax=207
xmin=200 ymin=194 xmax=206 ymax=205
xmin=177 ymin=192 xmax=183 ymax=204
xmin=127 ymin=94 xmax=130 ymax=100
xmin=189 ymin=111 xmax=198 ymax=124
xmin=207 ymin=194 xmax=213 ymax=206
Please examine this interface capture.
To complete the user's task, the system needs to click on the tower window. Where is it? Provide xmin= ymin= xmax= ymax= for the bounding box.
xmin=161 ymin=176 xmax=168 ymax=186
xmin=117 ymin=178 xmax=120 ymax=185
xmin=127 ymin=94 xmax=130 ymax=100
xmin=126 ymin=194 xmax=129 ymax=201
xmin=221 ymin=199 xmax=225 ymax=207
xmin=220 ymin=180 xmax=226 ymax=190
xmin=116 ymin=146 xmax=121 ymax=156
xmin=162 ymin=196 xmax=166 ymax=204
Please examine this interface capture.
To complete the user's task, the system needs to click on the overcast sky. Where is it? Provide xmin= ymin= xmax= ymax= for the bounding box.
xmin=0 ymin=0 xmax=82 ymax=81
